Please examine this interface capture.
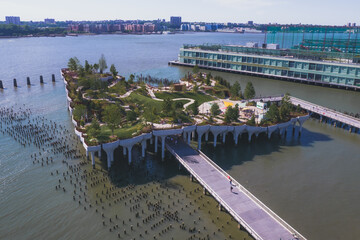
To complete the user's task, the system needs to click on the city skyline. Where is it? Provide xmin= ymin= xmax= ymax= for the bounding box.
xmin=1 ymin=0 xmax=359 ymax=25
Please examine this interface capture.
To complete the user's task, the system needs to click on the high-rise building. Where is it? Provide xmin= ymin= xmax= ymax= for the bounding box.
xmin=44 ymin=18 xmax=55 ymax=24
xmin=170 ymin=16 xmax=182 ymax=28
xmin=5 ymin=16 xmax=21 ymax=25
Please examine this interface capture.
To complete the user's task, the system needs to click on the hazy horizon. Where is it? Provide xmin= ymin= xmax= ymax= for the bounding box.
xmin=1 ymin=0 xmax=359 ymax=26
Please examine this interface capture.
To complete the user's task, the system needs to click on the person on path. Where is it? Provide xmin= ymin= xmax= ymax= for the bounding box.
xmin=229 ymin=176 xmax=233 ymax=192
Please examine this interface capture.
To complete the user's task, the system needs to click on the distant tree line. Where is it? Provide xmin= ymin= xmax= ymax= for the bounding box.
xmin=0 ymin=24 xmax=66 ymax=37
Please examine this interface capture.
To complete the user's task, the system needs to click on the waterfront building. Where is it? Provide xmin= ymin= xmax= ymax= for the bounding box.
xmin=5 ymin=16 xmax=20 ymax=25
xmin=170 ymin=16 xmax=182 ymax=28
xmin=44 ymin=18 xmax=55 ymax=24
xmin=173 ymin=26 xmax=360 ymax=90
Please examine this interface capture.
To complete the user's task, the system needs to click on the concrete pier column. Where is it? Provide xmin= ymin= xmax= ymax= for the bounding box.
xmin=161 ymin=136 xmax=166 ymax=160
xmin=155 ymin=136 xmax=158 ymax=153
xmin=197 ymin=134 xmax=202 ymax=150
xmin=150 ymin=137 xmax=153 ymax=145
xmin=123 ymin=147 xmax=127 ymax=156
xmin=187 ymin=133 xmax=191 ymax=145
xmin=90 ymin=151 xmax=95 ymax=168
xmin=319 ymin=115 xmax=323 ymax=122
xmin=233 ymin=125 xmax=247 ymax=145
xmin=183 ymin=132 xmax=186 ymax=141
xmin=105 ymin=150 xmax=113 ymax=169
xmin=98 ymin=150 xmax=101 ymax=157
xmin=192 ymin=131 xmax=195 ymax=140
xmin=297 ymin=115 xmax=310 ymax=136
xmin=127 ymin=146 xmax=133 ymax=164
xmin=86 ymin=151 xmax=89 ymax=160
xmin=205 ymin=132 xmax=209 ymax=141
xmin=141 ymin=140 xmax=146 ymax=158
xmin=222 ymin=132 xmax=226 ymax=143
xmin=214 ymin=133 xmax=219 ymax=147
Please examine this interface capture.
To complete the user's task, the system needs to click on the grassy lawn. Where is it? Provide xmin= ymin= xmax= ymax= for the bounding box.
xmin=125 ymin=92 xmax=163 ymax=111
xmin=154 ymin=92 xmax=214 ymax=105
xmin=97 ymin=122 xmax=145 ymax=142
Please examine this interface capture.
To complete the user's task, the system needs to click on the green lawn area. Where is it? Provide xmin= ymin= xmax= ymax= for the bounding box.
xmin=154 ymin=92 xmax=214 ymax=105
xmin=97 ymin=122 xmax=145 ymax=142
xmin=125 ymin=92 xmax=163 ymax=111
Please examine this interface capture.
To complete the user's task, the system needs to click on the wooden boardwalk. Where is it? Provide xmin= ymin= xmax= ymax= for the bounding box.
xmin=166 ymin=138 xmax=305 ymax=240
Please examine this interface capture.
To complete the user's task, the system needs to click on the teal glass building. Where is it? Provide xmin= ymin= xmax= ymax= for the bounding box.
xmin=175 ymin=44 xmax=360 ymax=90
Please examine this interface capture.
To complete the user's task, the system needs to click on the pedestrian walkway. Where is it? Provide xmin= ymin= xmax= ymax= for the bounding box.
xmin=166 ymin=138 xmax=305 ymax=240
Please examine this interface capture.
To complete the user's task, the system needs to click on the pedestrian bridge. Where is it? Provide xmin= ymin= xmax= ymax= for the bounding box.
xmin=166 ymin=138 xmax=306 ymax=240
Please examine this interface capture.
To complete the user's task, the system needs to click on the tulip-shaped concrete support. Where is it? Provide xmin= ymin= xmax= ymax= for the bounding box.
xmin=154 ymin=136 xmax=158 ymax=153
xmin=141 ymin=140 xmax=147 ymax=158
xmin=233 ymin=125 xmax=247 ymax=145
xmin=90 ymin=151 xmax=95 ymax=169
xmin=161 ymin=136 xmax=166 ymax=160
xmin=127 ymin=145 xmax=133 ymax=164
xmin=104 ymin=149 xmax=114 ymax=169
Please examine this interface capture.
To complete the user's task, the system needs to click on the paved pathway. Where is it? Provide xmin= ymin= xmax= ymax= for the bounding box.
xmin=290 ymin=97 xmax=360 ymax=129
xmin=166 ymin=138 xmax=305 ymax=240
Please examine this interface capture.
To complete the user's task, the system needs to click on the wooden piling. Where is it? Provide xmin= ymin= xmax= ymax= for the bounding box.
xmin=27 ymin=77 xmax=31 ymax=85
xmin=13 ymin=78 xmax=17 ymax=87
xmin=40 ymin=75 xmax=44 ymax=84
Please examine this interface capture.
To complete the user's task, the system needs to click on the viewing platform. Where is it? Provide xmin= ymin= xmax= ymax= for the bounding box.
xmin=166 ymin=138 xmax=306 ymax=240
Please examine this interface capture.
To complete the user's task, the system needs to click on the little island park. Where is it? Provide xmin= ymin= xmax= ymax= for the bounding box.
xmin=62 ymin=55 xmax=308 ymax=150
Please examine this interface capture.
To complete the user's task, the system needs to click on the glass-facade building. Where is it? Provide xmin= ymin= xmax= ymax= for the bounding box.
xmin=178 ymin=46 xmax=360 ymax=88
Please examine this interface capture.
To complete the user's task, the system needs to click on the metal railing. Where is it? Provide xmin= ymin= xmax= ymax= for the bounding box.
xmin=165 ymin=143 xmax=264 ymax=240
xmin=290 ymin=96 xmax=360 ymax=128
xmin=198 ymin=150 xmax=307 ymax=240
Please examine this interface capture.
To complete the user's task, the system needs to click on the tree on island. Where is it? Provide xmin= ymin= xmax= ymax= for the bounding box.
xmin=99 ymin=54 xmax=108 ymax=74
xmin=162 ymin=97 xmax=173 ymax=114
xmin=110 ymin=64 xmax=118 ymax=79
xmin=279 ymin=93 xmax=292 ymax=121
xmin=192 ymin=65 xmax=199 ymax=74
xmin=265 ymin=103 xmax=280 ymax=123
xmin=224 ymin=104 xmax=239 ymax=123
xmin=126 ymin=110 xmax=137 ymax=122
xmin=205 ymin=74 xmax=211 ymax=86
xmin=244 ymin=82 xmax=255 ymax=100
xmin=103 ymin=104 xmax=123 ymax=136
xmin=84 ymin=60 xmax=91 ymax=74
xmin=190 ymin=100 xmax=199 ymax=115
xmin=246 ymin=114 xmax=256 ymax=126
xmin=128 ymin=74 xmax=135 ymax=84
xmin=210 ymin=103 xmax=221 ymax=117
xmin=68 ymin=57 xmax=80 ymax=71
xmin=87 ymin=117 xmax=101 ymax=139
xmin=192 ymin=84 xmax=199 ymax=93
xmin=230 ymin=81 xmax=242 ymax=98
xmin=93 ymin=63 xmax=99 ymax=73
xmin=73 ymin=104 xmax=87 ymax=125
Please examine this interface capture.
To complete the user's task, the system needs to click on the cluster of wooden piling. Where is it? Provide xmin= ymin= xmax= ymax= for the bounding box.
xmin=0 ymin=74 xmax=56 ymax=89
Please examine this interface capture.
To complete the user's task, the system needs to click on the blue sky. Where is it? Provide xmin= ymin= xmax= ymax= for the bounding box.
xmin=1 ymin=0 xmax=359 ymax=25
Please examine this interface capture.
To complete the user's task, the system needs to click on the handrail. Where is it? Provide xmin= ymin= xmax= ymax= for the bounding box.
xmin=166 ymin=143 xmax=264 ymax=240
xmin=198 ymin=150 xmax=306 ymax=240
xmin=290 ymin=96 xmax=360 ymax=127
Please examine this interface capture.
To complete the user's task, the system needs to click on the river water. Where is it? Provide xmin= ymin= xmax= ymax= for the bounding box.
xmin=1 ymin=32 xmax=360 ymax=240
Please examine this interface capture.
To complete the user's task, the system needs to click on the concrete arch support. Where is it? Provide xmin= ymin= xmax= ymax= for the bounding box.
xmin=210 ymin=126 xmax=228 ymax=147
xmin=233 ymin=125 xmax=247 ymax=145
xmin=196 ymin=125 xmax=210 ymax=150
xmin=297 ymin=115 xmax=310 ymax=134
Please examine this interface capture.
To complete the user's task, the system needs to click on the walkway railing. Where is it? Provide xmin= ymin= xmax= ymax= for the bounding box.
xmin=166 ymin=143 xmax=264 ymax=240
xmin=290 ymin=96 xmax=360 ymax=128
xmin=198 ymin=150 xmax=306 ymax=240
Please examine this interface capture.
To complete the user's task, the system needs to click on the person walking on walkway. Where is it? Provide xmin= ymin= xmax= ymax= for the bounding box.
xmin=228 ymin=176 xmax=233 ymax=192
